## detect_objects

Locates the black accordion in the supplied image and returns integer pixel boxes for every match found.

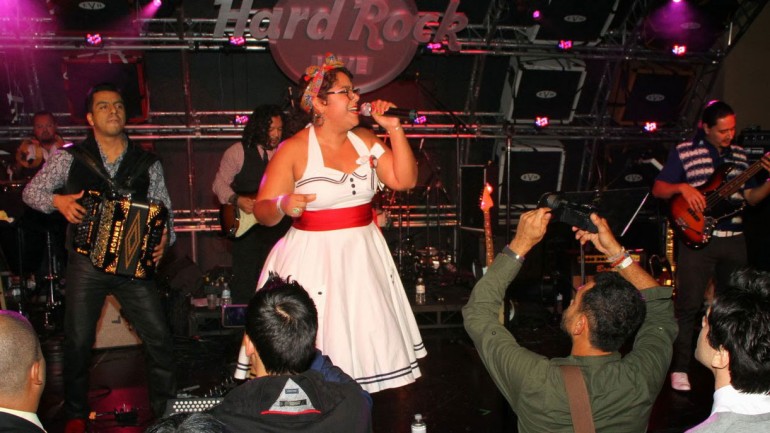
[74,190,168,279]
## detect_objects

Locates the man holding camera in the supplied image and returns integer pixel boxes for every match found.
[463,208,676,432]
[652,101,770,391]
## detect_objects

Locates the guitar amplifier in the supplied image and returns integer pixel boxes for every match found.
[74,191,167,279]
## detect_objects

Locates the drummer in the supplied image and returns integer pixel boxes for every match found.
[12,111,70,180]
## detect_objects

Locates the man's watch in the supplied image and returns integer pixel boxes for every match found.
[502,246,525,264]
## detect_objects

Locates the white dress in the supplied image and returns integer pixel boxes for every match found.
[258,126,426,393]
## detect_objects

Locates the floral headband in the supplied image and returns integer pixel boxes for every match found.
[300,52,346,113]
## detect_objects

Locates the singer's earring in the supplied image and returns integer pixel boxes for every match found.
[312,112,325,126]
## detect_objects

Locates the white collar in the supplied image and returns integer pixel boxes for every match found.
[712,384,770,415]
[0,407,46,431]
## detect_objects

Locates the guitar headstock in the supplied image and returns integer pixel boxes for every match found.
[480,183,494,212]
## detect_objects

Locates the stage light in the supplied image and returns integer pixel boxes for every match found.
[229,36,246,46]
[532,10,541,20]
[85,33,102,46]
[558,40,573,50]
[535,116,549,128]
[413,115,428,125]
[672,44,687,56]
[153,0,162,5]
[672,0,683,3]
[426,42,445,53]
[644,122,658,132]
[234,115,249,125]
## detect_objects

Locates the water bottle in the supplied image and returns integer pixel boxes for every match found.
[221,282,231,307]
[415,277,426,305]
[411,413,427,433]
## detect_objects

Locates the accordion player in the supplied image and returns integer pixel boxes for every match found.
[73,190,168,279]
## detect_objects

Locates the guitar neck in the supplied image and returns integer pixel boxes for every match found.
[715,158,765,201]
[484,210,494,267]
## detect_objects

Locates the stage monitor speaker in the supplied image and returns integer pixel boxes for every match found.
[94,295,142,349]
[501,57,586,124]
[526,0,619,46]
[497,141,565,209]
[63,53,149,124]
[459,165,498,230]
[611,63,694,125]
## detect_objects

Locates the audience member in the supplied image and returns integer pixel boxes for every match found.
[687,268,770,432]
[209,274,372,432]
[0,311,47,433]
[463,208,677,432]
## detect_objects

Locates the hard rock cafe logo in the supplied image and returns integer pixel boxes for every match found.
[214,0,468,93]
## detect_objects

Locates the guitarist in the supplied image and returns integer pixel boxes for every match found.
[652,100,770,392]
[212,105,291,303]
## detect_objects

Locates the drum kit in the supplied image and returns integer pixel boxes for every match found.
[0,149,64,331]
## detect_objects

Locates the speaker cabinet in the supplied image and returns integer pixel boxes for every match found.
[63,53,149,124]
[497,141,566,209]
[94,295,142,349]
[610,62,694,125]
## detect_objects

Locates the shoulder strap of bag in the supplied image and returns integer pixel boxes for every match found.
[559,365,596,433]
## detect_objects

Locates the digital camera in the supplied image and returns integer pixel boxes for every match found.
[537,193,599,233]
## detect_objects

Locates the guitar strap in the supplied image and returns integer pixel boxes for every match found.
[560,365,596,433]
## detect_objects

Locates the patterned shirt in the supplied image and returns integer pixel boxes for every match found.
[22,141,176,244]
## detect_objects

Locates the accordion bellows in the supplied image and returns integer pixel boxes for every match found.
[74,190,168,279]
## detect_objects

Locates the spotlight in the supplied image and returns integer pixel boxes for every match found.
[426,42,445,53]
[535,116,549,128]
[558,40,573,50]
[85,33,102,46]
[234,115,249,125]
[153,0,162,5]
[672,0,683,3]
[229,36,246,46]
[672,44,687,56]
[413,115,428,125]
[644,122,658,132]
[532,10,541,20]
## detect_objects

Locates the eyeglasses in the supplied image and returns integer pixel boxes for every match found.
[325,87,360,100]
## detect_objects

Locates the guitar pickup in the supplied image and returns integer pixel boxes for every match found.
[687,208,701,221]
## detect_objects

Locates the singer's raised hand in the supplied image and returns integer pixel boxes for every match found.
[364,99,402,131]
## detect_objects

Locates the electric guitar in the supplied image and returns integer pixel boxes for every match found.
[219,193,258,239]
[481,183,495,273]
[668,157,767,249]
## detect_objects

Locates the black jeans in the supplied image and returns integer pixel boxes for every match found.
[671,234,747,373]
[63,251,176,419]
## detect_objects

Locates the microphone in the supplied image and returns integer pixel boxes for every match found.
[359,102,427,123]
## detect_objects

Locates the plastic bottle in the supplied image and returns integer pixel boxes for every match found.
[411,413,427,433]
[221,282,231,306]
[415,277,426,305]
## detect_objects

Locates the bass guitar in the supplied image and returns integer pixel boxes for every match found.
[219,194,258,239]
[669,157,766,249]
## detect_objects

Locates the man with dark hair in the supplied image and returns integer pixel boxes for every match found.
[212,104,291,303]
[0,311,46,433]
[209,274,372,432]
[22,82,176,433]
[653,100,770,391]
[687,268,770,432]
[463,208,677,432]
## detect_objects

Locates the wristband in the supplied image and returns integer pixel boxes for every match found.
[614,255,634,271]
[502,246,525,264]
[606,248,626,264]
[276,195,285,216]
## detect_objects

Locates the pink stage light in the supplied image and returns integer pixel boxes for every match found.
[532,10,541,20]
[535,117,549,128]
[672,44,687,55]
[153,0,162,6]
[229,36,246,46]
[140,0,163,18]
[413,115,428,125]
[673,0,683,3]
[85,33,102,46]
[234,115,250,125]
[558,40,573,50]
[644,122,658,132]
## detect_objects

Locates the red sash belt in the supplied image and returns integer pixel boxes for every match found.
[293,203,373,231]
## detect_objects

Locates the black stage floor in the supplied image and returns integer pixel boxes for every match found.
[32,285,714,433]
